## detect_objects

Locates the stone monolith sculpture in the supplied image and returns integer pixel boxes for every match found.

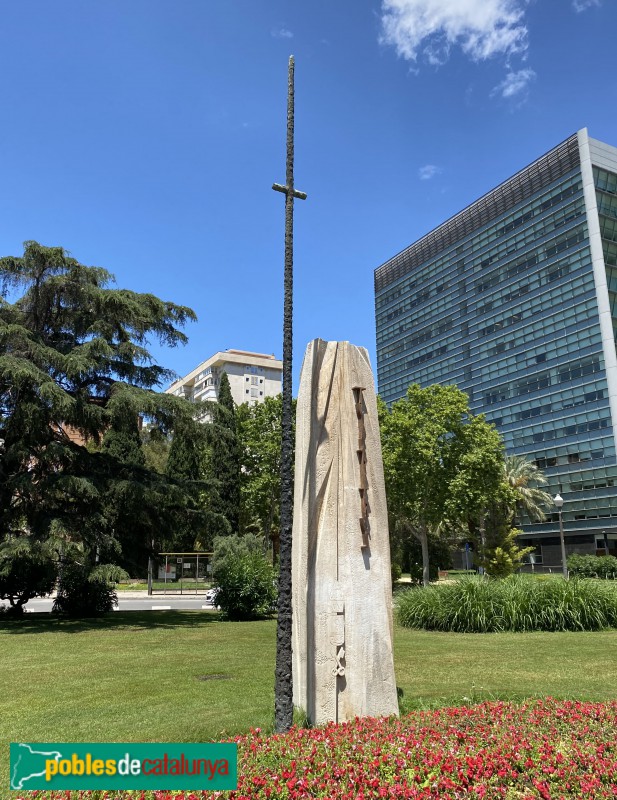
[292,339,399,725]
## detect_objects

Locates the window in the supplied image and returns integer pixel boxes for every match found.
[485,389,508,405]
[535,457,557,469]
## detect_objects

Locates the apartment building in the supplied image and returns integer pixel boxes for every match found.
[166,349,282,407]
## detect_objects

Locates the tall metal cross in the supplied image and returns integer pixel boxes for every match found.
[272,54,306,734]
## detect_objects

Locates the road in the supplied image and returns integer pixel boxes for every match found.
[22,592,219,613]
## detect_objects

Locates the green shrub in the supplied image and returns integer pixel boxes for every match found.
[211,534,265,581]
[409,559,440,585]
[403,536,451,585]
[215,551,277,621]
[0,538,57,616]
[391,562,402,584]
[568,554,617,579]
[396,574,617,632]
[52,563,127,617]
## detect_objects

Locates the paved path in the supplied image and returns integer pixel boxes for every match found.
[23,592,219,614]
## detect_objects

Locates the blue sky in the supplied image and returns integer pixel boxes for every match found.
[0,0,614,391]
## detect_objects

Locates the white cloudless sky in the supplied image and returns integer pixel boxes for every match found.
[0,0,613,390]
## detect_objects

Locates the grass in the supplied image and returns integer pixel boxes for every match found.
[115,580,214,592]
[398,574,617,632]
[1,611,617,797]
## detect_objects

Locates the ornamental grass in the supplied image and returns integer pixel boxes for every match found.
[31,699,617,799]
[397,574,617,633]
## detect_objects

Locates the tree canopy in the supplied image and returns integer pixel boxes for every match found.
[0,241,202,598]
[205,372,241,539]
[379,384,505,584]
[237,394,295,561]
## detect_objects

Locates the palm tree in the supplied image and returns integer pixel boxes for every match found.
[504,454,553,524]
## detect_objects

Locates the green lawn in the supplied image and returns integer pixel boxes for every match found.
[115,580,213,592]
[1,611,617,797]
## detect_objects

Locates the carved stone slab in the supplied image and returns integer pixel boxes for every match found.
[292,339,399,725]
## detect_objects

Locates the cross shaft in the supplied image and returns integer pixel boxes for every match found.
[273,54,306,734]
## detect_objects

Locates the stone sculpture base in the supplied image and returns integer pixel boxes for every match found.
[292,339,399,725]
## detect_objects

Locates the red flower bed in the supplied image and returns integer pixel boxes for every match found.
[32,699,617,799]
[221,699,617,799]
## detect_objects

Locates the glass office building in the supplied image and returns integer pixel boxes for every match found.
[375,130,617,565]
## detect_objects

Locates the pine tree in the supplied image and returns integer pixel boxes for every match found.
[207,372,240,536]
[0,241,199,581]
[102,405,146,467]
[165,416,225,551]
[166,417,202,485]
[100,403,151,574]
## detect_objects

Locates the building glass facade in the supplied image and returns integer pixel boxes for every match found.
[375,130,617,564]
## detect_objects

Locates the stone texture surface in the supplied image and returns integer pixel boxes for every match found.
[292,339,399,725]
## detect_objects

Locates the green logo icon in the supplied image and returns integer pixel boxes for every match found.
[10,743,237,790]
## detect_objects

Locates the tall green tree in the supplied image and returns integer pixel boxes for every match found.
[100,401,149,574]
[207,372,241,536]
[165,415,226,551]
[379,385,504,586]
[237,394,294,561]
[0,241,198,583]
[102,405,146,467]
[140,426,171,474]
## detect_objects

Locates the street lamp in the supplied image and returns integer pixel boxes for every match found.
[554,494,569,580]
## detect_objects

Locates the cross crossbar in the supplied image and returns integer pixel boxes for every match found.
[272,183,307,200]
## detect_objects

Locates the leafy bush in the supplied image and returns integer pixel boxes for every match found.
[211,533,265,581]
[408,558,439,585]
[53,563,127,617]
[391,562,402,584]
[0,538,57,616]
[397,574,617,632]
[568,553,617,579]
[215,550,277,621]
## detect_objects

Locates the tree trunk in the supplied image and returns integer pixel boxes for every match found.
[478,513,486,576]
[420,525,430,588]
[266,488,277,565]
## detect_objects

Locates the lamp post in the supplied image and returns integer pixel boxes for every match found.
[554,493,568,580]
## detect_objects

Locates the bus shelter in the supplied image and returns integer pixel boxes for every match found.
[148,552,213,595]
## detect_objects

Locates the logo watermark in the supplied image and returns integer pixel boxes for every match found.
[10,742,237,790]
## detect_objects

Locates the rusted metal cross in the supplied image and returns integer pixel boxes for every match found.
[273,55,307,734]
